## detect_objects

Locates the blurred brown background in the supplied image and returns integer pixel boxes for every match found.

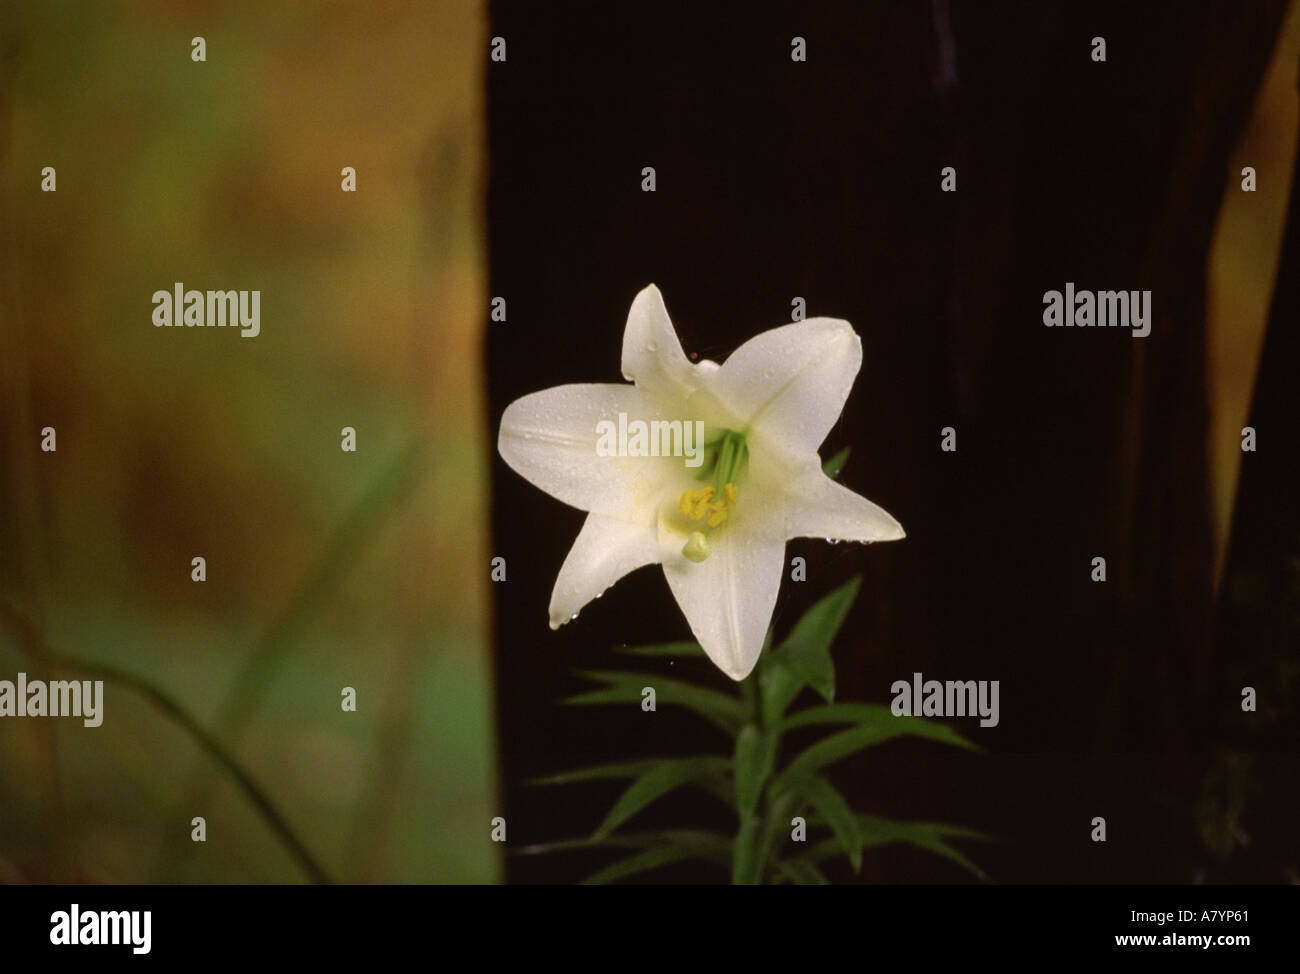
[1,0,498,883]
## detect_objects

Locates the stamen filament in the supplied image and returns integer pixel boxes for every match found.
[676,429,748,562]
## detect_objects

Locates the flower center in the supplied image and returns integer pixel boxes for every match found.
[676,429,748,562]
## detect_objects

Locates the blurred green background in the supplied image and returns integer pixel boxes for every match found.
[0,1,497,882]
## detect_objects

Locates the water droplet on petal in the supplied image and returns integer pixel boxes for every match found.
[646,342,658,353]
[570,612,579,621]
[826,538,840,545]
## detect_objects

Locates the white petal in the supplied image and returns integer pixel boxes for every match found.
[710,318,861,455]
[784,463,905,543]
[620,284,701,401]
[498,383,673,517]
[657,501,786,680]
[549,511,661,629]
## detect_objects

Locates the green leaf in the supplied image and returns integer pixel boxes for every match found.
[582,830,732,883]
[593,756,732,839]
[857,816,987,877]
[514,829,732,862]
[780,701,890,730]
[693,773,739,810]
[777,715,978,788]
[781,702,980,752]
[583,846,702,884]
[733,724,777,818]
[774,858,830,885]
[514,829,732,882]
[821,446,850,479]
[531,756,734,812]
[760,577,861,721]
[513,836,629,856]
[613,641,706,659]
[782,576,860,656]
[802,815,988,879]
[563,670,746,736]
[782,775,861,872]
[529,759,673,786]
[761,639,834,723]
[655,829,736,866]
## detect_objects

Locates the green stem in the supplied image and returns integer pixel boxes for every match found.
[731,813,763,885]
[740,665,760,726]
[731,659,781,884]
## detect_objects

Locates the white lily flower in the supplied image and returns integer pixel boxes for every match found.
[497,284,904,681]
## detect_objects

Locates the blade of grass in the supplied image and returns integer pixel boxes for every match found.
[0,601,330,884]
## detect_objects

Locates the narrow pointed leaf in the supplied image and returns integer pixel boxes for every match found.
[780,702,892,730]
[583,846,702,884]
[783,575,860,654]
[782,775,861,872]
[530,759,666,786]
[593,756,732,839]
[857,816,987,878]
[761,638,835,722]
[648,829,734,864]
[564,670,746,735]
[777,717,977,788]
[760,577,860,721]
[802,815,987,879]
[514,836,624,856]
[515,829,732,861]
[781,702,980,751]
[693,773,739,810]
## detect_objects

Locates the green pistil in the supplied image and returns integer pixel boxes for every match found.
[694,428,749,489]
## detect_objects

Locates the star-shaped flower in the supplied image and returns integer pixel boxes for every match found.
[497,285,904,680]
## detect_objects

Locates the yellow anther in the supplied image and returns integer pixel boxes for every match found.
[678,487,716,521]
[676,483,738,561]
[705,482,738,527]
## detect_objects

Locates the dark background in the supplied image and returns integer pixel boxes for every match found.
[487,0,1298,882]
